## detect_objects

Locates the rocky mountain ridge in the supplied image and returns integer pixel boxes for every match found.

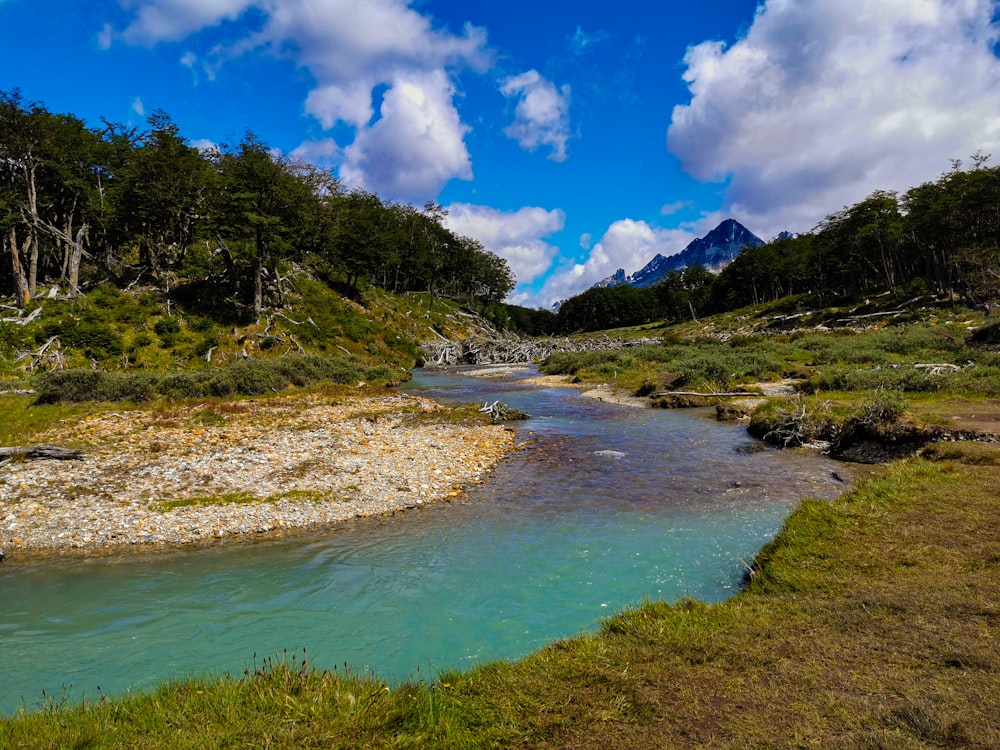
[596,218,764,290]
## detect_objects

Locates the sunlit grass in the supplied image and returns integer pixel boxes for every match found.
[4,448,998,747]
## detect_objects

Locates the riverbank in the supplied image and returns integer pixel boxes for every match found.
[3,441,996,746]
[0,391,515,561]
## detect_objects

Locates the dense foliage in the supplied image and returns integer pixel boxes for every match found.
[0,90,513,315]
[534,157,1000,334]
[3,89,998,341]
[713,159,1000,310]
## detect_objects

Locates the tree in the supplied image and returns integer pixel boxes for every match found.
[112,110,210,278]
[210,133,314,314]
[0,89,105,300]
[819,190,904,293]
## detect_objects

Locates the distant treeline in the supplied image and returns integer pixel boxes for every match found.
[0,89,513,317]
[493,156,1000,334]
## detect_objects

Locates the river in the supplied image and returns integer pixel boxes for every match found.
[0,367,857,714]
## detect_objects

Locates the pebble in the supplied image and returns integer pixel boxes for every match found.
[0,393,515,558]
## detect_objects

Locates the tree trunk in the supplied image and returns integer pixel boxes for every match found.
[67,225,87,298]
[8,227,30,308]
[27,227,38,298]
[214,236,238,293]
[253,257,264,316]
[0,445,84,461]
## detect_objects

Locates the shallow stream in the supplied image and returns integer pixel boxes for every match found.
[0,368,858,714]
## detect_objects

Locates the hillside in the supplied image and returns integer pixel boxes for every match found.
[0,272,501,402]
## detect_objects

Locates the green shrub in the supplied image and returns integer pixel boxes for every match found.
[32,355,397,404]
[34,370,158,404]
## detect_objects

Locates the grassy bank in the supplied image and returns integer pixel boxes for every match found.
[3,442,997,747]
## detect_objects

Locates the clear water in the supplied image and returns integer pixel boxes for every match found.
[0,368,856,714]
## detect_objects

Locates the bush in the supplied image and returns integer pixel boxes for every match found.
[34,370,158,404]
[32,355,399,404]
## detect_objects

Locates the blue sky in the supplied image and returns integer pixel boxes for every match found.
[2,0,999,308]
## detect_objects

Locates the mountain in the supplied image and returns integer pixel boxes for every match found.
[594,268,627,288]
[596,219,764,290]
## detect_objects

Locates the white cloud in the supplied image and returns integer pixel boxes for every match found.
[668,0,1000,239]
[179,50,197,68]
[190,138,217,153]
[569,26,608,55]
[131,96,145,116]
[500,70,572,162]
[443,203,565,287]
[97,22,114,50]
[339,70,473,201]
[528,219,699,309]
[660,200,692,216]
[290,138,340,168]
[106,0,492,202]
[117,0,254,46]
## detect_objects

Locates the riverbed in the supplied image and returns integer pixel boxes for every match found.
[0,368,860,714]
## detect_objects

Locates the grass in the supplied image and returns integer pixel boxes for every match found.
[150,489,333,511]
[542,312,1000,401]
[150,491,260,511]
[30,355,402,404]
[0,394,97,446]
[3,444,997,747]
[4,291,1000,746]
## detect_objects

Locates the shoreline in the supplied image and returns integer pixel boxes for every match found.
[1,392,516,563]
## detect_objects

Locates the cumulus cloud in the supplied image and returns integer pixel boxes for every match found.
[105,0,491,202]
[339,70,473,200]
[443,203,565,287]
[530,220,698,309]
[668,0,1000,238]
[500,70,572,161]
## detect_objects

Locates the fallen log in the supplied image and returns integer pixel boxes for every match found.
[914,363,962,373]
[652,390,761,398]
[0,445,84,462]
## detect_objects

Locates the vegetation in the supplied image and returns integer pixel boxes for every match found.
[31,355,397,404]
[3,447,997,747]
[540,301,1000,399]
[2,90,1000,746]
[0,90,513,337]
[514,155,1000,334]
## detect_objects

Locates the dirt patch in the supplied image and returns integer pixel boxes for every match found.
[913,398,1000,436]
[580,384,652,408]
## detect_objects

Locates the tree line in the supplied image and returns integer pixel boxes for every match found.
[496,157,1000,335]
[0,89,514,317]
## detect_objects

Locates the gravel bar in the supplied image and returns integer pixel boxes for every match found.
[0,392,516,560]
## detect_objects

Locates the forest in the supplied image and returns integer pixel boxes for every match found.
[2,88,999,340]
[0,89,514,320]
[510,155,1000,335]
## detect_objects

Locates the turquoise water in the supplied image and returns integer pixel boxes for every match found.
[0,369,855,714]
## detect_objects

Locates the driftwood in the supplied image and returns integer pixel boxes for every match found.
[15,335,64,371]
[763,403,811,448]
[0,445,84,462]
[0,306,42,325]
[478,401,530,422]
[421,334,664,367]
[652,390,760,398]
